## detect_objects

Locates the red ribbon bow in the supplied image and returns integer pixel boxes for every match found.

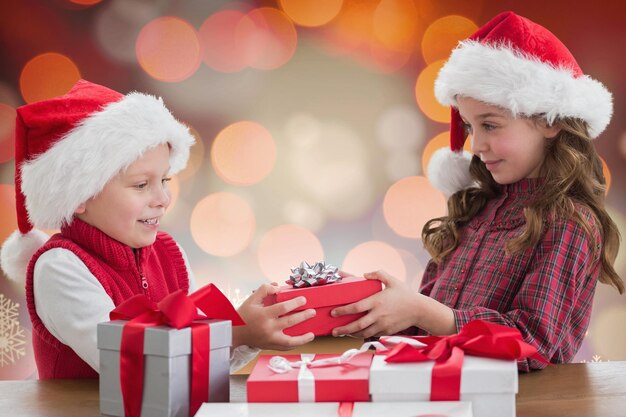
[383,320,547,401]
[109,284,244,417]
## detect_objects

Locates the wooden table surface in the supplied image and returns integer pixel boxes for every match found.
[1,362,624,416]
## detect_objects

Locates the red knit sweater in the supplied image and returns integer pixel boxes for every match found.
[25,219,189,379]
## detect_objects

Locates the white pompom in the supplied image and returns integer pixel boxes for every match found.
[0,229,50,283]
[427,148,474,197]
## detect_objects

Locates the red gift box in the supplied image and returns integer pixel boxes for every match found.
[247,353,373,402]
[263,276,383,336]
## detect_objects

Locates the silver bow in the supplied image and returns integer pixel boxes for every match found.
[287,261,341,288]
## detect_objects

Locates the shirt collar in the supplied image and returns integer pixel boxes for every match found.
[501,177,545,195]
[60,218,151,270]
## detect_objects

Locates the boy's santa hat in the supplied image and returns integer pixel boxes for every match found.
[0,79,195,283]
[428,11,613,196]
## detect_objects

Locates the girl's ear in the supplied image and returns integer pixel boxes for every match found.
[540,121,561,139]
[74,203,86,215]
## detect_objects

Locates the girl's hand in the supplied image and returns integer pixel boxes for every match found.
[232,283,316,350]
[330,270,456,338]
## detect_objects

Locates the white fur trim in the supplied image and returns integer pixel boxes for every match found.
[0,229,50,283]
[20,93,195,230]
[427,148,474,197]
[435,41,613,138]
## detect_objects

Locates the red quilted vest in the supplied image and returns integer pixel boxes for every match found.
[25,219,189,379]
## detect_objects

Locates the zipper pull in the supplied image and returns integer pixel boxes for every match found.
[140,273,149,290]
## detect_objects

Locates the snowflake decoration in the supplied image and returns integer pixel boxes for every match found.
[0,294,20,328]
[0,294,26,367]
[580,354,610,364]
[226,288,249,309]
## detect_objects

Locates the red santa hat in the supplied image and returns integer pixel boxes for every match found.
[0,79,195,282]
[428,11,613,196]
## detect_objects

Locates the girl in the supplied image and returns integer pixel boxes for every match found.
[330,11,623,371]
[0,79,315,378]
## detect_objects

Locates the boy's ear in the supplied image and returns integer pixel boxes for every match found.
[74,203,86,215]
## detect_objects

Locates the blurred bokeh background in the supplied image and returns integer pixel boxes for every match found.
[1,0,624,379]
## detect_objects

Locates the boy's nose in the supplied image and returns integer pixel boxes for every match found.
[152,185,171,208]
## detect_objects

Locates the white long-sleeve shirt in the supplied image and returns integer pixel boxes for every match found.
[33,247,258,373]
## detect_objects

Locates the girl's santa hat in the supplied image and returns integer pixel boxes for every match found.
[429,11,613,196]
[0,80,195,283]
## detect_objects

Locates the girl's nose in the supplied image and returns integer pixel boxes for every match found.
[469,133,485,155]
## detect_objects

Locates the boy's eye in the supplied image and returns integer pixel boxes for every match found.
[134,182,148,189]
[162,177,172,185]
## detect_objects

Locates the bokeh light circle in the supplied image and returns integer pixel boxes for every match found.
[136,16,201,82]
[372,0,419,51]
[211,121,276,186]
[257,224,324,281]
[0,184,18,243]
[342,240,406,281]
[282,200,326,232]
[19,53,81,103]
[385,152,420,181]
[377,105,426,151]
[279,0,343,27]
[237,8,298,70]
[421,15,477,64]
[0,104,16,163]
[199,10,248,73]
[422,131,472,175]
[383,176,447,239]
[415,59,449,123]
[177,126,204,181]
[289,121,372,219]
[190,192,255,257]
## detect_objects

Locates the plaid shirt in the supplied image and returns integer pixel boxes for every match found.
[419,178,601,372]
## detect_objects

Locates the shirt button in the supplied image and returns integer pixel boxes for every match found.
[461,268,466,273]
[454,285,459,291]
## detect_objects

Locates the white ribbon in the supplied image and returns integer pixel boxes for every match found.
[379,335,427,348]
[267,341,387,402]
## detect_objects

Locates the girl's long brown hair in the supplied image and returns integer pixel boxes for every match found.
[422,118,624,294]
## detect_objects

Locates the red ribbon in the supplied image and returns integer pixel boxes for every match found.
[383,320,546,401]
[109,284,244,417]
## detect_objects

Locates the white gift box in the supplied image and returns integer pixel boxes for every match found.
[369,354,518,417]
[194,401,473,417]
[98,319,231,417]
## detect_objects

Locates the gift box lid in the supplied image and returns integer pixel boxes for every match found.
[97,319,231,357]
[263,276,382,311]
[194,401,474,417]
[369,354,518,395]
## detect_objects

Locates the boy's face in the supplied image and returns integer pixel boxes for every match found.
[456,96,560,185]
[75,143,171,248]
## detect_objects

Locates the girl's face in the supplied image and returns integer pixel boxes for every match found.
[456,96,560,185]
[75,143,171,249]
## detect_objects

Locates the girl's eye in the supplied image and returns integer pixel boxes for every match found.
[482,123,496,131]
[462,122,473,135]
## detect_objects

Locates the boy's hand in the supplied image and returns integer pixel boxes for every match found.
[233,283,315,350]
